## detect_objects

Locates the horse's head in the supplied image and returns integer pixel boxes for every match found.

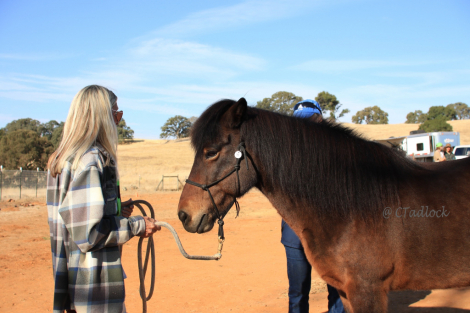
[178,98,257,233]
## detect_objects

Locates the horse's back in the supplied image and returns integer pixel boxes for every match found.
[390,156,470,290]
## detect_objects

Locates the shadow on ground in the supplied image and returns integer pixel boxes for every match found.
[388,290,470,313]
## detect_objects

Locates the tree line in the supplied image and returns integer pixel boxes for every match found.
[255,91,392,124]
[159,91,354,139]
[160,91,468,139]
[405,102,469,132]
[0,118,134,170]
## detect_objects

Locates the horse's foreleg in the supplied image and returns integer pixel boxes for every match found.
[340,282,388,313]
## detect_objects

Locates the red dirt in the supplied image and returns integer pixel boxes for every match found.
[0,191,469,312]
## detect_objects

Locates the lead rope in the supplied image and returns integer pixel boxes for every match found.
[131,142,248,313]
[130,200,224,313]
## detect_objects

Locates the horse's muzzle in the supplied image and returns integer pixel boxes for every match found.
[178,208,215,234]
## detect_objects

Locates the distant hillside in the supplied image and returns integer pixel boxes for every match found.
[342,119,470,145]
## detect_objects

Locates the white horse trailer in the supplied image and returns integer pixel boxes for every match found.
[375,131,460,162]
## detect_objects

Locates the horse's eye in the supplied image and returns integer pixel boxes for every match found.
[205,151,219,159]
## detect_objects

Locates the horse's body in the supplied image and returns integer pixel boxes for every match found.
[177,98,470,312]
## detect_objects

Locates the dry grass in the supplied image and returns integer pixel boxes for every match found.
[343,119,470,143]
[118,120,470,192]
[118,139,194,192]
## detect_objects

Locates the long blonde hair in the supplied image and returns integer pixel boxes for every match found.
[48,85,118,177]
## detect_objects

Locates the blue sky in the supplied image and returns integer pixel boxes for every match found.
[1,0,469,138]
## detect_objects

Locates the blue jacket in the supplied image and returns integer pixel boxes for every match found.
[281,219,303,249]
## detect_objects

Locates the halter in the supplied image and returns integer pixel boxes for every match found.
[185,142,249,240]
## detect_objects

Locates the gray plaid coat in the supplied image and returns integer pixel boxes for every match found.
[47,145,145,313]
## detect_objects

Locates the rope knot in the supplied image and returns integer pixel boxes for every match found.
[218,219,225,240]
[201,184,208,191]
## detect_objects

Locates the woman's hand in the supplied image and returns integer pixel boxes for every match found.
[141,217,161,238]
[121,199,134,218]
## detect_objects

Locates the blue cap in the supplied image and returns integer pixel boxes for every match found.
[293,99,322,119]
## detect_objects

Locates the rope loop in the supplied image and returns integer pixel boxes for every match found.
[130,200,224,313]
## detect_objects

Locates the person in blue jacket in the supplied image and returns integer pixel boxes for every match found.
[282,99,345,313]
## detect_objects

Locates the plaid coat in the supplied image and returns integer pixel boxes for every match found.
[47,145,145,313]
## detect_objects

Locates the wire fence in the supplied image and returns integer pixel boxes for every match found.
[0,168,48,200]
[0,168,189,200]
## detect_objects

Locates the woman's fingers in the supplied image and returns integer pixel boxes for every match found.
[121,198,134,217]
[121,207,133,217]
[141,217,160,237]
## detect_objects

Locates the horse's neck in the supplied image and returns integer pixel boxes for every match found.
[259,184,349,258]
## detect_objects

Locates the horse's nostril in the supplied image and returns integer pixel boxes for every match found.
[178,211,188,223]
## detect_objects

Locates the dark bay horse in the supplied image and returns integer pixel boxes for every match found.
[177,98,470,312]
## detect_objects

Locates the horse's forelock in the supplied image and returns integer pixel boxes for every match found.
[190,99,237,152]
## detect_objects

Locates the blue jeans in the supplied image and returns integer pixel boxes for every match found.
[327,284,345,313]
[284,246,345,313]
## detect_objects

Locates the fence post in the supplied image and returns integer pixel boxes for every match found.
[162,175,164,191]
[0,165,3,200]
[156,179,162,191]
[19,167,23,199]
[177,175,179,190]
[36,167,40,198]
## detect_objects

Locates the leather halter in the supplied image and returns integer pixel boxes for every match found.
[185,142,248,240]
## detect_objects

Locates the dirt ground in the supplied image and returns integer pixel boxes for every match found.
[1,191,469,313]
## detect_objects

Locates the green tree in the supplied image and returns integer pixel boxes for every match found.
[0,129,54,170]
[427,106,457,121]
[315,91,350,120]
[49,122,64,148]
[117,119,134,143]
[405,110,427,124]
[41,120,60,140]
[160,115,191,139]
[4,118,42,134]
[419,117,453,132]
[256,91,303,115]
[416,105,455,132]
[352,106,389,124]
[446,102,469,120]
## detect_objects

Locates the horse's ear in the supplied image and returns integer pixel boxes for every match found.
[223,98,247,128]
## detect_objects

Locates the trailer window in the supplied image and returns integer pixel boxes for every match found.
[417,143,424,151]
[455,148,467,156]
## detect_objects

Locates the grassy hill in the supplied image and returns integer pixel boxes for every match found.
[344,119,470,143]
[118,120,470,192]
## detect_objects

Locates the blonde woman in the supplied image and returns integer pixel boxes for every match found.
[47,85,159,313]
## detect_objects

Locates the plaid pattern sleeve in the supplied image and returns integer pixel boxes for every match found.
[47,147,145,313]
[59,164,144,252]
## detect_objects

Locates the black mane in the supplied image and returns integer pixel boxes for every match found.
[191,99,423,219]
